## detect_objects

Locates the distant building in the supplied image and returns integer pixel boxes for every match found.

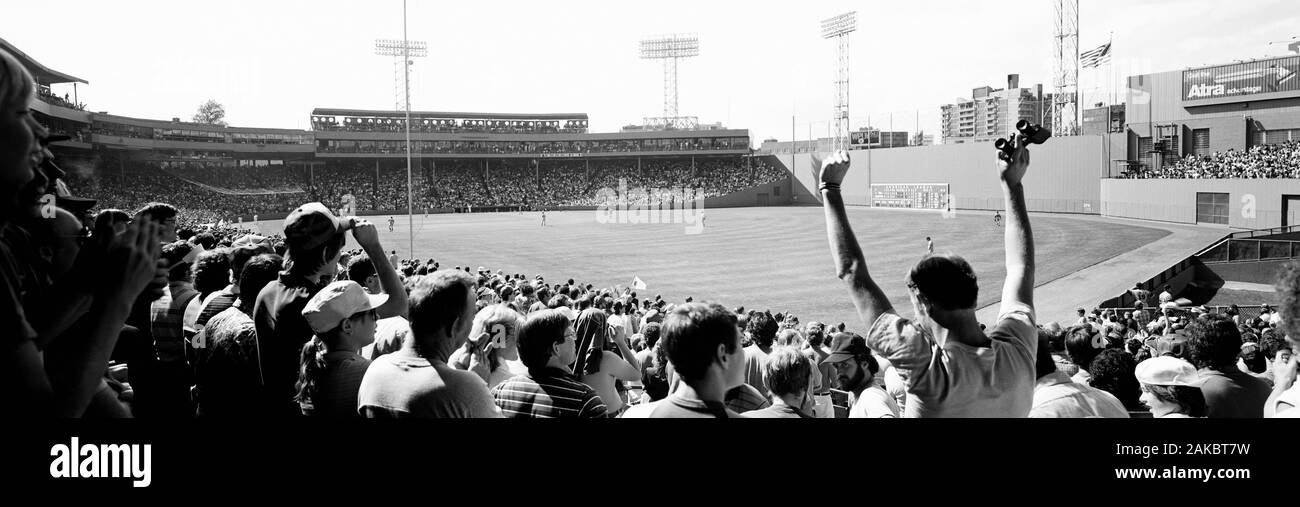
[941,74,1053,145]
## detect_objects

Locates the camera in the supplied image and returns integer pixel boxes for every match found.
[996,120,1052,159]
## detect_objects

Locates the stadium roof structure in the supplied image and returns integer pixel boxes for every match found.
[311,108,587,120]
[0,37,88,86]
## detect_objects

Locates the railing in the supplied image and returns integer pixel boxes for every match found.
[1097,305,1274,323]
[1226,224,1300,240]
[1197,237,1300,263]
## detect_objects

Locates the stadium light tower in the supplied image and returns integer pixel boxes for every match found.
[821,11,856,152]
[373,0,424,257]
[1053,0,1080,136]
[639,34,700,130]
[375,38,427,111]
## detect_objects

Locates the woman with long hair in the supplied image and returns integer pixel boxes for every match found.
[1135,356,1207,418]
[573,307,640,415]
[295,281,385,417]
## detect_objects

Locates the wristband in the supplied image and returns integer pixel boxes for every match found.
[819,183,841,192]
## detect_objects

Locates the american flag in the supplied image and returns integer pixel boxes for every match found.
[1081,41,1112,68]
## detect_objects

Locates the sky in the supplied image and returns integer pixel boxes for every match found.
[2,0,1296,144]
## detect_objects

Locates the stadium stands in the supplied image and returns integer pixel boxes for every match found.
[64,156,788,222]
[1127,141,1300,179]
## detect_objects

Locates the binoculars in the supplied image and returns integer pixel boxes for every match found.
[996,120,1052,158]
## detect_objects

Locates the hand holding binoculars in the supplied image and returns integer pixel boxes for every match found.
[995,120,1051,159]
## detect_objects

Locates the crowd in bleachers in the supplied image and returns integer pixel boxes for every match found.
[64,156,788,222]
[160,162,304,192]
[1129,140,1300,179]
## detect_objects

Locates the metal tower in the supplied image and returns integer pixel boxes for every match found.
[375,38,427,111]
[639,34,700,130]
[1053,0,1079,136]
[822,12,856,152]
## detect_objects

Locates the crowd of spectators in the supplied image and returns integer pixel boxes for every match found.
[160,162,304,192]
[312,117,586,135]
[37,87,85,110]
[61,167,301,228]
[63,156,788,222]
[5,41,1299,421]
[317,136,747,156]
[1127,140,1300,179]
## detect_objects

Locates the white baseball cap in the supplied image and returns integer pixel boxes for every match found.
[1135,356,1203,387]
[301,281,388,334]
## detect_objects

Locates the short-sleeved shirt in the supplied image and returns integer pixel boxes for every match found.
[362,316,410,360]
[1198,367,1271,418]
[1030,371,1129,418]
[356,349,503,418]
[866,305,1038,418]
[848,385,901,418]
[1130,289,1150,306]
[253,273,327,415]
[746,402,814,419]
[492,367,609,418]
[621,394,743,418]
[302,351,370,418]
[1272,385,1300,418]
[1132,310,1151,331]
[742,345,772,399]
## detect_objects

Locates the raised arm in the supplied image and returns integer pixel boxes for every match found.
[818,151,895,326]
[350,219,408,319]
[997,136,1035,315]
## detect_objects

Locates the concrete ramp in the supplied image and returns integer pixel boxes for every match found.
[976,216,1227,327]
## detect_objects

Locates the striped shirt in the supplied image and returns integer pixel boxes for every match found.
[492,367,609,418]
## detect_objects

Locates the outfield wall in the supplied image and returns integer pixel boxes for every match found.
[1101,179,1300,229]
[776,135,1106,213]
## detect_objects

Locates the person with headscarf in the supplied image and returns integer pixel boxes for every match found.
[573,308,640,416]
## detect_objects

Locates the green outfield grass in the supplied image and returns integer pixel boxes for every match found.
[251,206,1171,329]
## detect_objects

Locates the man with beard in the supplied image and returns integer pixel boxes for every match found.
[822,332,899,418]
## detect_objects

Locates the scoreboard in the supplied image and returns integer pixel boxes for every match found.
[870,183,949,210]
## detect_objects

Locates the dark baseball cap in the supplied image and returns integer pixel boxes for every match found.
[284,202,353,250]
[822,332,869,364]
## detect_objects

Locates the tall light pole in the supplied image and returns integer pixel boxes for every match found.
[374,4,426,258]
[1053,0,1080,136]
[639,34,700,130]
[822,11,856,152]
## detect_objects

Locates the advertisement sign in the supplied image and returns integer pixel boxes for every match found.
[1182,56,1299,102]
